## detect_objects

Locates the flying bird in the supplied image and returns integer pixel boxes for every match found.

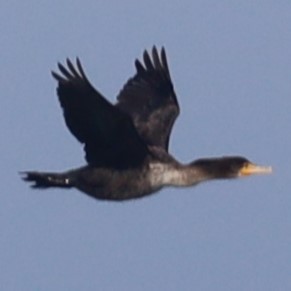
[22,47,272,201]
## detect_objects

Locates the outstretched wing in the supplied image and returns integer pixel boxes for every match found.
[52,59,148,169]
[116,46,179,151]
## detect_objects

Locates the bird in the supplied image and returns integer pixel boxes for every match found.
[22,46,272,201]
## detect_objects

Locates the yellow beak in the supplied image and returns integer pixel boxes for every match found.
[239,162,272,176]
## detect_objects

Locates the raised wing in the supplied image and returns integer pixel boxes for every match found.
[116,46,179,151]
[52,59,148,169]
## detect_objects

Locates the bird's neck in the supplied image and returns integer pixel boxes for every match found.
[148,162,212,188]
[176,163,217,186]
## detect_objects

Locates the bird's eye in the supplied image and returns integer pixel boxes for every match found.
[243,162,249,168]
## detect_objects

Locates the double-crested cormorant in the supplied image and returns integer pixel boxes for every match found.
[22,47,272,201]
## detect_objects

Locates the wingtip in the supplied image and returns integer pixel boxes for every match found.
[161,46,166,56]
[66,58,73,68]
[76,57,82,68]
[75,57,87,79]
[51,70,61,81]
[135,59,145,72]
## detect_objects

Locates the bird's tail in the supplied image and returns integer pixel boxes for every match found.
[21,171,73,189]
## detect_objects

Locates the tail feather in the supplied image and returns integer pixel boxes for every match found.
[21,171,73,189]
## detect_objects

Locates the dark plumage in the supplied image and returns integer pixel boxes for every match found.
[22,47,272,201]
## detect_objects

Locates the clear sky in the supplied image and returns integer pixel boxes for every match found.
[1,1,290,290]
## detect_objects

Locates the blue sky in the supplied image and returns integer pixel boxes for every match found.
[1,1,291,290]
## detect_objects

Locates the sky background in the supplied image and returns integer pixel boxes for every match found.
[1,1,291,290]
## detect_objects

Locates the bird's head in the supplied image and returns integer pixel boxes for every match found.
[190,156,272,180]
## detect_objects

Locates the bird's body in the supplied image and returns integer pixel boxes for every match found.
[22,47,271,201]
[25,147,201,201]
